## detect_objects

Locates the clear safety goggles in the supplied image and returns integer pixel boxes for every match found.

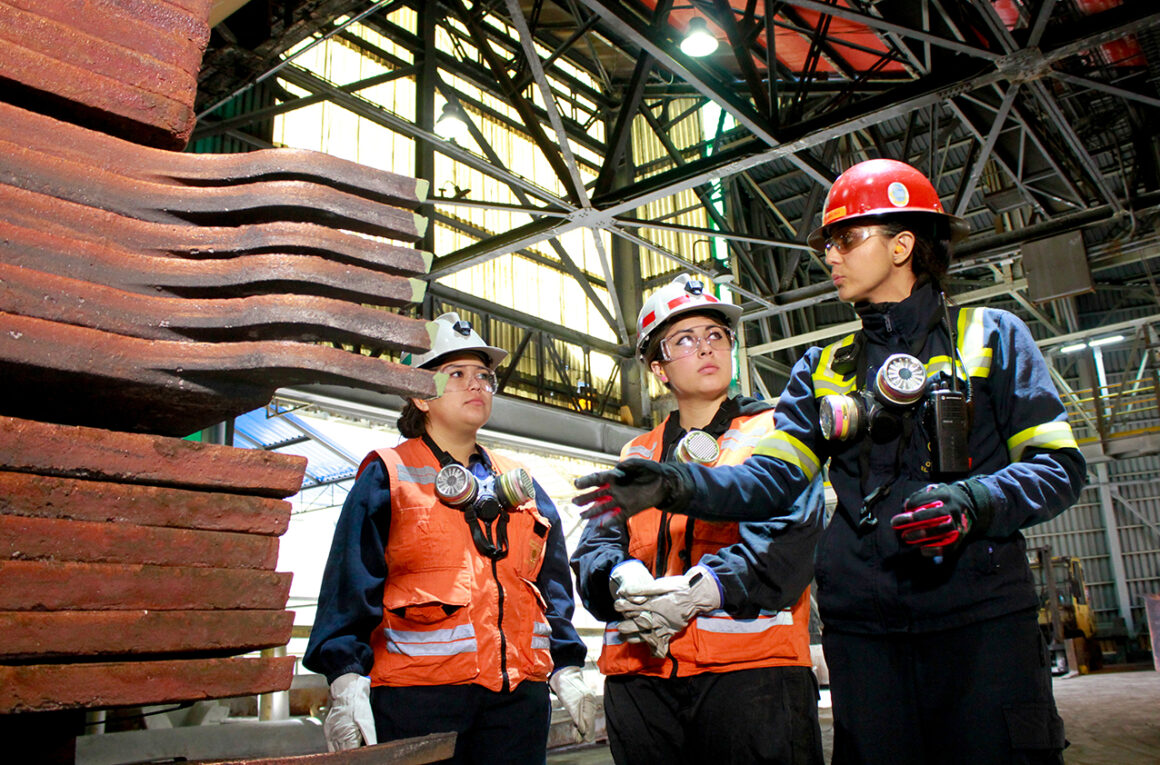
[660,324,736,361]
[822,225,887,255]
[438,363,498,394]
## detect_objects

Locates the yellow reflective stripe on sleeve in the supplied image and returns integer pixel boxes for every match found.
[813,334,858,398]
[752,430,821,480]
[956,307,993,378]
[1007,421,1079,462]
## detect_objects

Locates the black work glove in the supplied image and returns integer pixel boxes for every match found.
[573,458,693,523]
[891,480,994,562]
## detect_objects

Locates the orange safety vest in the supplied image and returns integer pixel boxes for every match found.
[360,438,553,691]
[598,408,812,678]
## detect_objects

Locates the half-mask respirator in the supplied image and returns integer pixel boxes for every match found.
[820,353,927,443]
[435,464,534,521]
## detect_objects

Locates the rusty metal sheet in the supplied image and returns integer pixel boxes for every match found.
[1,184,433,275]
[0,560,292,611]
[0,219,425,307]
[0,515,280,569]
[0,471,291,535]
[5,0,208,74]
[0,261,434,352]
[0,609,294,661]
[0,0,209,148]
[0,139,428,239]
[0,655,295,714]
[0,37,195,150]
[0,416,307,497]
[0,314,440,436]
[0,101,430,210]
[0,3,200,107]
[195,733,459,765]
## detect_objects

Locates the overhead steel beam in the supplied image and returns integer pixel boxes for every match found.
[787,0,1001,61]
[448,0,583,206]
[276,64,571,208]
[502,0,591,207]
[575,0,830,186]
[428,282,626,358]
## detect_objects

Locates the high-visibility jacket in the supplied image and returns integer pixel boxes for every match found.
[596,405,815,678]
[680,282,1087,634]
[362,439,553,691]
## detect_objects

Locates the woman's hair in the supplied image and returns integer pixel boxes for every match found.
[397,399,427,438]
[878,214,953,292]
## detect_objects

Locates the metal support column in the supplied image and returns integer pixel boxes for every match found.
[1094,461,1135,634]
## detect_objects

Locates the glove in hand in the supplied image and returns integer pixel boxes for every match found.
[614,565,722,633]
[324,673,377,752]
[891,480,994,561]
[616,610,682,658]
[573,458,693,523]
[549,665,597,739]
[608,559,655,602]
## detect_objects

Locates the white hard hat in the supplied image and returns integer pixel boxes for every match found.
[406,312,508,370]
[636,274,742,362]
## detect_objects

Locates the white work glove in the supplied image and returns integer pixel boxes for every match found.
[323,673,377,752]
[549,665,597,739]
[608,559,657,601]
[616,609,682,658]
[615,565,722,637]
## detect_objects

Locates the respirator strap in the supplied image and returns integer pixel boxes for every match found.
[422,434,510,560]
[852,306,943,533]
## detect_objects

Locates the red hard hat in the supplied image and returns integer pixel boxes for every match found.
[807,159,969,250]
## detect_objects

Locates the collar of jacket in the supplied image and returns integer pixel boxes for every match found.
[659,394,773,460]
[854,279,941,344]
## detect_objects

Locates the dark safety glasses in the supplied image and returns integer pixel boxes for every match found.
[822,226,887,255]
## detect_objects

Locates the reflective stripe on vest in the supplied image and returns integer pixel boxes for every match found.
[694,608,795,633]
[532,620,551,650]
[624,444,655,460]
[386,624,478,656]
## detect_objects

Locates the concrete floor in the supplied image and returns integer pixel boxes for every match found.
[548,668,1160,765]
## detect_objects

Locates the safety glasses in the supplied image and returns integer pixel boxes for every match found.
[660,324,735,361]
[823,226,887,255]
[438,363,498,394]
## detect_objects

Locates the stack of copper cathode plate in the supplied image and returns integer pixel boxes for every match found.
[0,0,439,741]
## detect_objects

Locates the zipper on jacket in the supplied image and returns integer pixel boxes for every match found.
[493,557,509,692]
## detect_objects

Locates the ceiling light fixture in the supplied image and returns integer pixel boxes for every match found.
[435,103,469,142]
[681,17,718,57]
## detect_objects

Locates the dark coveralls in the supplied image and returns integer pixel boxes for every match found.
[304,448,586,764]
[572,396,826,765]
[671,283,1086,764]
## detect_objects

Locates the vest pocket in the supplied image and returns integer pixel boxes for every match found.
[685,609,803,666]
[374,570,480,686]
[513,577,554,682]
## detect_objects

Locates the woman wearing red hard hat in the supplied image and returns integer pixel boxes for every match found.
[575,159,1085,764]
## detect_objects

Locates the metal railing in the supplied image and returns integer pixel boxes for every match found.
[1061,371,1160,447]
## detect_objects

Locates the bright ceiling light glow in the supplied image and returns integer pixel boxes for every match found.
[681,17,718,57]
[1060,343,1088,354]
[1088,334,1125,348]
[435,103,469,142]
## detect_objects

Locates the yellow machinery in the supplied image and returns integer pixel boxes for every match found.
[1029,546,1096,674]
